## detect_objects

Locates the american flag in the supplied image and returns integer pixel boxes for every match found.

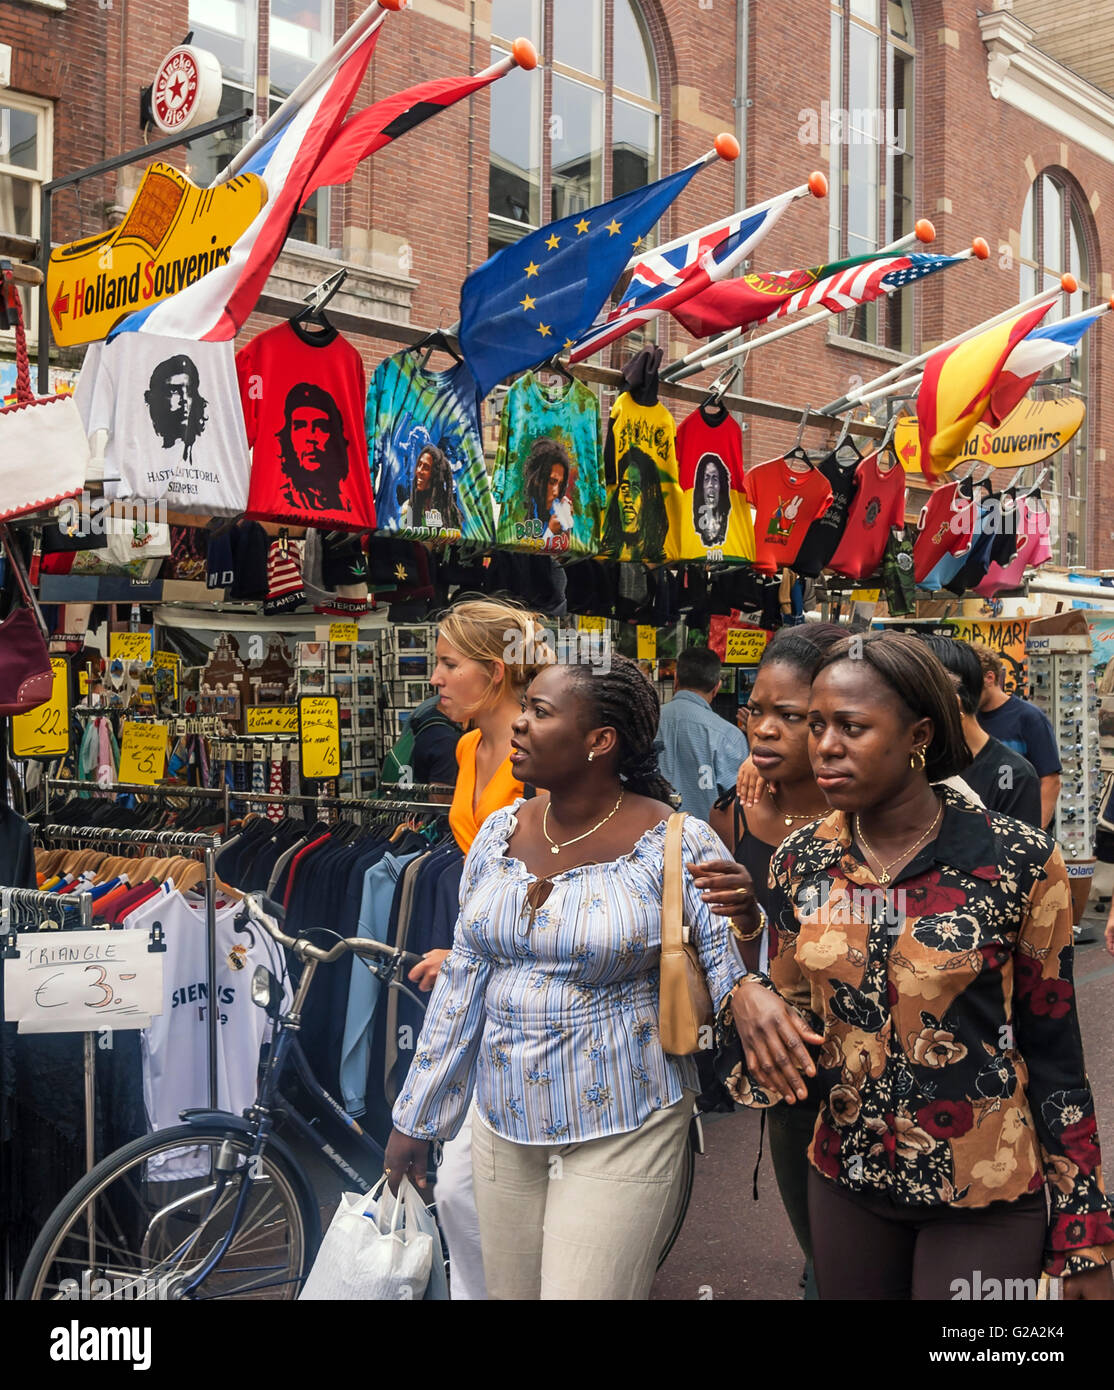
[566,190,800,363]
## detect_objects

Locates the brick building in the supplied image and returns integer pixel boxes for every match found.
[1,0,1112,564]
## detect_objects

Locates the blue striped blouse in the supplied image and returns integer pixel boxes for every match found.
[392,801,746,1146]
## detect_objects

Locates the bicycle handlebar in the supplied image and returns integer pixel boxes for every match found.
[238,892,423,970]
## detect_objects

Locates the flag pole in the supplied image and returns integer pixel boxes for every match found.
[821,273,1078,414]
[663,235,987,384]
[662,219,938,380]
[216,0,407,185]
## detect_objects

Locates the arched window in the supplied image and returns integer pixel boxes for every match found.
[488,1,661,257]
[1018,172,1092,565]
[828,0,915,351]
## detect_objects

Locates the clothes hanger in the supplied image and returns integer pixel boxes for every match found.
[700,364,740,415]
[784,405,815,471]
[410,310,464,370]
[875,412,903,473]
[830,408,866,466]
[1016,465,1049,500]
[537,354,576,388]
[292,268,347,336]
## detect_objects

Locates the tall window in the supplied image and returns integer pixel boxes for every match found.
[0,93,52,345]
[828,0,915,351]
[186,0,331,247]
[1019,172,1092,566]
[489,0,660,256]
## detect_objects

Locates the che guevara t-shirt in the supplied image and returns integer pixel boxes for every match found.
[674,401,755,564]
[237,320,376,532]
[743,456,833,574]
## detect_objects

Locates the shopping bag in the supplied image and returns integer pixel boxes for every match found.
[299,1176,433,1301]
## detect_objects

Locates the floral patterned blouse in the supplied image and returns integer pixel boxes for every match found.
[715,785,1114,1277]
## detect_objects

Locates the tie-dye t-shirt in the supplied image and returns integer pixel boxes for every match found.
[491,372,605,556]
[366,351,495,545]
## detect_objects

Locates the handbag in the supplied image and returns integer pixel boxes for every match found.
[0,270,89,521]
[658,811,714,1056]
[0,526,53,716]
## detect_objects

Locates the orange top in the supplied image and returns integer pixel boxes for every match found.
[449,727,525,855]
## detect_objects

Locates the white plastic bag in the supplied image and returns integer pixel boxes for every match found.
[299,1176,433,1301]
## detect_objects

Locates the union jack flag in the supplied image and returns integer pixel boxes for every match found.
[567,190,800,363]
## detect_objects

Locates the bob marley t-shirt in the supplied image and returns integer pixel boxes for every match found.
[237,320,376,532]
[744,456,833,574]
[675,401,755,563]
[492,372,604,556]
[600,393,680,565]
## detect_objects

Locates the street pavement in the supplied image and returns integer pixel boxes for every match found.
[651,916,1114,1301]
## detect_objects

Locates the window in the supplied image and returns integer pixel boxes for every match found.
[1018,172,1092,566]
[186,0,331,247]
[488,0,659,256]
[828,0,915,352]
[0,93,52,344]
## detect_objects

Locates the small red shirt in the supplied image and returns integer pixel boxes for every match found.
[913,482,977,584]
[827,452,907,581]
[744,457,833,573]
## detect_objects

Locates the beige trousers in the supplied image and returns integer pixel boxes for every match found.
[470,1092,694,1301]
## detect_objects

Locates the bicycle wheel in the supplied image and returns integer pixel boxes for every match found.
[17,1125,313,1301]
[656,1130,695,1268]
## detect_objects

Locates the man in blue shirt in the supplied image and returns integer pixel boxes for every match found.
[973,643,1061,829]
[654,647,748,821]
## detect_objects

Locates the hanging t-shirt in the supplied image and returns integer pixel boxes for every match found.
[75,333,250,515]
[827,453,907,581]
[674,401,755,564]
[791,447,863,578]
[491,371,604,556]
[237,320,376,531]
[913,481,977,585]
[600,393,680,564]
[365,350,494,546]
[743,456,833,574]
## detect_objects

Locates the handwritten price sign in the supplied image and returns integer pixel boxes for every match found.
[109,632,153,662]
[119,722,168,785]
[299,696,341,779]
[636,626,657,661]
[11,657,70,759]
[329,622,360,643]
[723,628,768,666]
[4,931,164,1033]
[246,706,299,735]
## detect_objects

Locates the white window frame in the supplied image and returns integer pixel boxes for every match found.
[0,91,53,349]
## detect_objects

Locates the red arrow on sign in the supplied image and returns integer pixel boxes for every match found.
[901,441,917,463]
[50,285,70,334]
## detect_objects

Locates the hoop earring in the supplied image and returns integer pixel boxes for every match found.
[910,747,926,770]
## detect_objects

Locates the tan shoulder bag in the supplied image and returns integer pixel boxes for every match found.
[658,812,714,1056]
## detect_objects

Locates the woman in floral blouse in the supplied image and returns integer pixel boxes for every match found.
[724,631,1114,1299]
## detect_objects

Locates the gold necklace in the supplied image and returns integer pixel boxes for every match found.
[855,806,943,885]
[767,789,819,827]
[542,791,624,857]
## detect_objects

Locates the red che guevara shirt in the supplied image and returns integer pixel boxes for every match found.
[744,456,833,573]
[237,320,376,531]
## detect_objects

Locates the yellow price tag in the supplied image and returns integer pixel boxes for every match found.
[153,650,180,700]
[299,696,341,779]
[850,589,881,603]
[110,632,152,662]
[246,706,299,735]
[724,628,768,665]
[636,625,657,660]
[12,658,70,758]
[329,622,360,643]
[118,722,168,785]
[577,615,606,633]
[79,671,90,696]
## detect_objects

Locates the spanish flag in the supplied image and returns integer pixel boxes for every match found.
[916,303,1053,479]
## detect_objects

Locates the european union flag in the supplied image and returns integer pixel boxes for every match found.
[458,163,703,395]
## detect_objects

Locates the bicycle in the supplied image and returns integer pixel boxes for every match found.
[18,893,696,1300]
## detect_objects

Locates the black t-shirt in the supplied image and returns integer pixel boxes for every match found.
[412,722,462,786]
[962,735,1043,828]
[977,695,1061,778]
[791,447,862,578]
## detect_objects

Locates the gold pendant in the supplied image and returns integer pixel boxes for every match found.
[879,870,890,884]
[784,816,793,826]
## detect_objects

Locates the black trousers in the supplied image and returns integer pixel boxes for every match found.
[808,1170,1047,1301]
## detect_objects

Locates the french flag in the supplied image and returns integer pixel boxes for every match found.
[986,305,1106,426]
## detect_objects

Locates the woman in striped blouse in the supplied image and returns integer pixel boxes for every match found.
[384,654,757,1299]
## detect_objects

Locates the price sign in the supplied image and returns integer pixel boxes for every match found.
[850,589,880,603]
[724,628,768,665]
[246,706,299,735]
[79,671,89,696]
[153,650,180,700]
[299,696,341,779]
[329,622,360,643]
[118,722,168,785]
[636,625,657,661]
[11,658,70,759]
[577,615,606,632]
[4,930,163,1033]
[110,632,153,662]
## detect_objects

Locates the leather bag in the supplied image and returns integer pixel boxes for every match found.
[658,811,713,1055]
[0,526,53,716]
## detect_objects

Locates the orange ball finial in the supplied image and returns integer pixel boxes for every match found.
[971,237,990,260]
[808,170,828,198]
[714,132,740,162]
[914,219,936,244]
[1061,273,1078,294]
[512,37,538,69]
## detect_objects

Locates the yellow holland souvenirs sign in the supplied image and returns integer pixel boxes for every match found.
[896,397,1085,476]
[47,161,266,346]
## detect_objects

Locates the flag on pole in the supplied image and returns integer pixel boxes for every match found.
[672,249,965,339]
[458,162,706,396]
[917,303,1053,479]
[566,191,798,363]
[986,305,1105,426]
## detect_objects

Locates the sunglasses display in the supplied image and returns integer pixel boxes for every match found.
[1026,643,1097,864]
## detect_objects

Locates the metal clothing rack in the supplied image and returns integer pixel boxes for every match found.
[44,777,230,832]
[33,823,222,1109]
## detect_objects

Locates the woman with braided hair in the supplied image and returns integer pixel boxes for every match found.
[385,654,763,1299]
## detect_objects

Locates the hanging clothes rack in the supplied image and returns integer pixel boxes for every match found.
[44,777,230,831]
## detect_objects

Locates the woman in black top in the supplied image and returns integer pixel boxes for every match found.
[711,624,842,1297]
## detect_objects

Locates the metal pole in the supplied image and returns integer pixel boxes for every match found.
[36,189,52,395]
[204,845,218,1109]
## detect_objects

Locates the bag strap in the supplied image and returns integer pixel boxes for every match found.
[0,524,49,639]
[0,268,34,406]
[662,811,685,953]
